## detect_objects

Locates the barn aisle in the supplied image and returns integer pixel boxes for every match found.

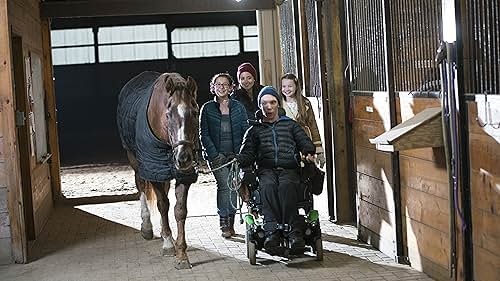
[0,166,433,281]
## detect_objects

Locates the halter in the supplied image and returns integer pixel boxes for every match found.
[171,140,197,150]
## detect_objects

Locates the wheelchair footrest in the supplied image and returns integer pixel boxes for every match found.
[264,246,289,257]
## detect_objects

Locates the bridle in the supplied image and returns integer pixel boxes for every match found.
[165,89,199,169]
[171,140,197,150]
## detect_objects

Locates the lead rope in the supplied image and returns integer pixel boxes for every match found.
[199,159,245,224]
[226,161,244,224]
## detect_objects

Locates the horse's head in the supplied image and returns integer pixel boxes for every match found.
[159,74,199,171]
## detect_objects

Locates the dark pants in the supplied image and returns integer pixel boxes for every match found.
[258,168,304,238]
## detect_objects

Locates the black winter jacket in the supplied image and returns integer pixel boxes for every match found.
[231,84,263,119]
[238,115,315,170]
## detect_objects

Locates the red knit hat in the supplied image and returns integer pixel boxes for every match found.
[237,62,257,80]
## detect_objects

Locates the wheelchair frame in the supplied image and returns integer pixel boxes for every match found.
[243,179,324,264]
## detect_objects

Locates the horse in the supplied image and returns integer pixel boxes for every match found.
[116,71,199,269]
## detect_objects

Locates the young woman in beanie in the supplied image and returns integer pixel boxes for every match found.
[199,73,249,238]
[231,62,263,119]
[280,73,326,168]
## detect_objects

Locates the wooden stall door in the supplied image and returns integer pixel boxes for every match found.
[11,35,35,241]
[11,35,53,245]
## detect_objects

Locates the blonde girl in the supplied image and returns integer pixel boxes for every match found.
[280,73,325,167]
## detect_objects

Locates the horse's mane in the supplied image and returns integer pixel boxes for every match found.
[153,73,189,96]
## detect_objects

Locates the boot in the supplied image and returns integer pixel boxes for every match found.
[228,214,236,236]
[288,231,305,255]
[264,232,281,255]
[220,216,235,238]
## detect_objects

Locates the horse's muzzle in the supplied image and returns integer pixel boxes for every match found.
[174,147,195,171]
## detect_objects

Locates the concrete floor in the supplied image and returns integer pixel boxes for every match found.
[0,170,434,281]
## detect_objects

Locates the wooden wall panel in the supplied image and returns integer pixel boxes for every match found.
[406,217,450,270]
[353,95,391,124]
[1,0,27,263]
[472,209,500,254]
[474,246,500,281]
[353,119,385,148]
[354,95,396,258]
[468,101,500,281]
[399,147,446,163]
[469,135,500,176]
[397,96,441,123]
[358,199,395,256]
[471,170,500,216]
[31,165,51,212]
[400,156,449,199]
[402,186,449,233]
[358,172,395,213]
[355,146,393,183]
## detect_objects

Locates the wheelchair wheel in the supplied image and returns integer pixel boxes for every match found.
[315,238,323,261]
[246,223,257,265]
[247,241,257,265]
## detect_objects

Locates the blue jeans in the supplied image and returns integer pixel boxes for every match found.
[212,166,237,217]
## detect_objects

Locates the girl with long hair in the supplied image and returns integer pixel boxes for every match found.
[280,73,325,167]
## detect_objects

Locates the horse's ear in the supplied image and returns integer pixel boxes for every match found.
[164,75,176,92]
[186,76,197,99]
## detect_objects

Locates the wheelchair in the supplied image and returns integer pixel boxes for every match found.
[242,166,324,265]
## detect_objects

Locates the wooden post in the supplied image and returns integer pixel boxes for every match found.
[382,0,407,264]
[40,18,62,200]
[0,0,27,263]
[319,0,355,222]
[257,8,282,86]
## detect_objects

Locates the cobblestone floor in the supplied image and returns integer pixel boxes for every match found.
[0,165,434,281]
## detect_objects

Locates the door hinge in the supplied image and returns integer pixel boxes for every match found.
[15,111,26,127]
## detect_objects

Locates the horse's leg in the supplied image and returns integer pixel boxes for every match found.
[126,151,154,240]
[150,181,175,256]
[174,183,191,269]
[138,177,154,240]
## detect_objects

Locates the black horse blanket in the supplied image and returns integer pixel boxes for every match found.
[117,71,176,182]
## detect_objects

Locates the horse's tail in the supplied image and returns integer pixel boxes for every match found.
[144,181,158,215]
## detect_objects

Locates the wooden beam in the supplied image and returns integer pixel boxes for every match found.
[41,0,276,18]
[41,19,62,201]
[320,0,355,222]
[0,0,27,263]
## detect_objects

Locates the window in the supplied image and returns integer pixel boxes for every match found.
[171,26,239,59]
[98,24,168,62]
[243,25,259,52]
[51,28,95,65]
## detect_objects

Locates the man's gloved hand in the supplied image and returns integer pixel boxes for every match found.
[316,153,326,168]
[210,154,227,169]
[241,171,257,187]
[302,153,316,163]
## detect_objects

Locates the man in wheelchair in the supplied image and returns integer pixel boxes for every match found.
[236,86,316,255]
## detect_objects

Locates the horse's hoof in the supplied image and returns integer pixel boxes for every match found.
[141,229,154,240]
[160,247,176,257]
[175,259,192,270]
